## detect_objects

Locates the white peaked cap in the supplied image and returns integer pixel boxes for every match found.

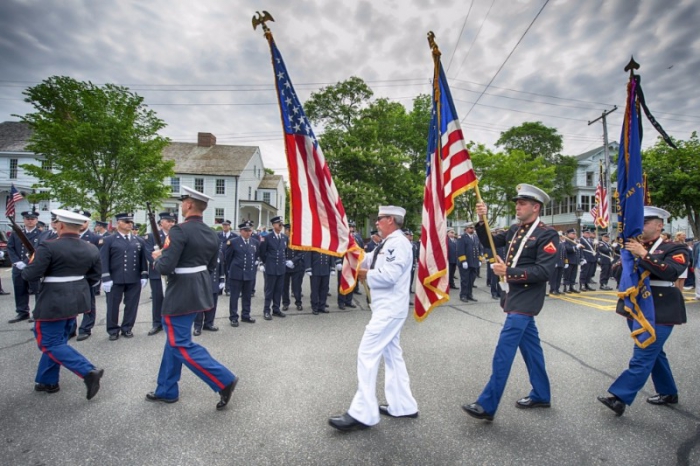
[180,185,213,203]
[52,209,90,225]
[512,183,550,205]
[643,206,670,221]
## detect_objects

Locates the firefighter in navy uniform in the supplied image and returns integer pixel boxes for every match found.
[100,213,148,340]
[282,223,305,311]
[447,228,459,289]
[21,209,104,400]
[562,229,583,293]
[144,212,177,336]
[549,233,567,295]
[258,216,288,320]
[598,206,689,416]
[194,248,224,336]
[457,222,480,302]
[579,229,597,291]
[218,220,237,295]
[306,251,333,315]
[74,209,102,341]
[146,186,237,409]
[596,232,614,290]
[7,210,42,323]
[463,184,559,421]
[226,221,259,327]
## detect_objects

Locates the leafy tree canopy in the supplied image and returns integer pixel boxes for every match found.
[496,121,563,163]
[16,76,174,221]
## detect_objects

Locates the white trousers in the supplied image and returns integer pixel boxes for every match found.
[347,313,418,426]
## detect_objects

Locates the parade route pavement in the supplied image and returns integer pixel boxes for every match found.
[1,266,699,466]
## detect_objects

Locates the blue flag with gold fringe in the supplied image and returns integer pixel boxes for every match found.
[616,75,656,348]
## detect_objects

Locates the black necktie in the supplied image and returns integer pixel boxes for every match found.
[370,241,385,269]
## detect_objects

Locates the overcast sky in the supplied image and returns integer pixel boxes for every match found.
[1,0,698,179]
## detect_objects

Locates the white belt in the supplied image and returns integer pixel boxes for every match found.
[649,280,674,287]
[174,265,207,274]
[43,275,85,283]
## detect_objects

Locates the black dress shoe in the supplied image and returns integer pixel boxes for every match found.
[467,296,478,302]
[647,394,678,405]
[0,290,10,295]
[460,297,469,302]
[492,295,499,300]
[328,412,370,431]
[347,303,357,308]
[296,305,303,311]
[108,333,119,341]
[8,313,29,324]
[272,310,286,318]
[147,326,163,336]
[515,397,551,409]
[597,395,625,416]
[193,328,202,336]
[76,333,91,342]
[338,304,346,310]
[450,285,459,289]
[217,377,238,410]
[203,325,219,332]
[122,331,134,338]
[282,305,289,311]
[146,392,179,404]
[570,288,580,294]
[379,404,418,418]
[241,317,256,324]
[230,320,239,327]
[461,402,494,421]
[84,368,104,400]
[600,286,613,291]
[264,312,272,320]
[35,383,60,393]
[318,307,330,313]
[312,309,319,315]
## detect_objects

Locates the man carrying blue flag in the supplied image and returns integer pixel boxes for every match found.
[598,206,688,415]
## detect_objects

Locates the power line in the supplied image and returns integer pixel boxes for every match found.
[445,0,474,73]
[461,0,551,122]
[453,0,496,79]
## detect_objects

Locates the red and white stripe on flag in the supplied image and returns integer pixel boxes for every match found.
[339,234,364,295]
[594,184,609,228]
[443,120,477,216]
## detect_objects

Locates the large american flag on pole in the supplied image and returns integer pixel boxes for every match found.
[593,163,609,229]
[5,184,23,218]
[414,40,478,321]
[262,28,363,291]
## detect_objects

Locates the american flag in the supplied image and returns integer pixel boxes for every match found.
[5,184,23,218]
[593,164,609,229]
[414,57,477,321]
[263,30,363,291]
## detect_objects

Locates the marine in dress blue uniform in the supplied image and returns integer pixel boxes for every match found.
[282,223,305,311]
[306,251,333,315]
[225,221,258,326]
[7,211,42,323]
[21,209,104,399]
[258,216,288,320]
[100,213,148,340]
[463,184,559,421]
[146,186,237,410]
[143,212,177,336]
[598,207,688,416]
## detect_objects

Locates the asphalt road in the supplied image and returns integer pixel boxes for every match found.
[1,266,699,466]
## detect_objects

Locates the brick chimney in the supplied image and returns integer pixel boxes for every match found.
[197,132,216,147]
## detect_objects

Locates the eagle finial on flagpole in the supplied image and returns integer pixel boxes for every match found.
[252,10,275,33]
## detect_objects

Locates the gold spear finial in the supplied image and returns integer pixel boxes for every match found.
[427,31,441,58]
[624,56,640,78]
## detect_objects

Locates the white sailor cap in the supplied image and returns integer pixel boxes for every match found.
[512,183,550,205]
[51,209,90,225]
[378,205,406,218]
[643,206,670,221]
[180,185,213,203]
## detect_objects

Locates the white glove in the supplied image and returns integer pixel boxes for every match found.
[577,244,584,249]
[564,264,569,269]
[336,263,343,271]
[462,262,468,270]
[581,260,587,266]
[141,279,148,289]
[306,269,312,277]
[593,239,599,245]
[218,281,225,290]
[103,281,113,293]
[14,261,27,270]
[478,261,482,267]
[285,260,294,269]
[0,251,4,260]
[330,270,336,276]
[259,265,265,273]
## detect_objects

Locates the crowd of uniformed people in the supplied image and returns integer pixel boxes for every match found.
[2,182,693,426]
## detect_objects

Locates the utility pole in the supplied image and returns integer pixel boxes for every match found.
[588,106,618,236]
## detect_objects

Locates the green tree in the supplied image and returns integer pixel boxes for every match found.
[495,121,563,163]
[304,76,373,132]
[642,132,700,238]
[16,76,174,221]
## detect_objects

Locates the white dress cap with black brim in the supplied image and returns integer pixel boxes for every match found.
[52,209,90,225]
[512,183,550,205]
[179,185,213,203]
[643,206,670,221]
